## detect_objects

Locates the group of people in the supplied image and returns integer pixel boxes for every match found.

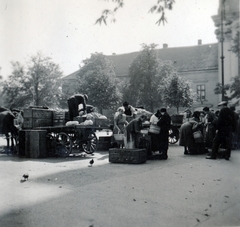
[113,103,171,160]
[179,101,239,161]
[68,94,239,161]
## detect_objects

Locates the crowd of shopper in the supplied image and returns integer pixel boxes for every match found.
[69,94,240,161]
[179,101,239,161]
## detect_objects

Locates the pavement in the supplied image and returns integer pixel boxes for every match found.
[0,136,240,227]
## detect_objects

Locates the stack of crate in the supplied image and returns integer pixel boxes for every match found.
[23,108,53,129]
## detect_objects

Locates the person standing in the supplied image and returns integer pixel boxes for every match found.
[113,107,128,134]
[203,107,217,150]
[67,94,88,121]
[148,110,162,154]
[206,101,236,160]
[157,108,171,159]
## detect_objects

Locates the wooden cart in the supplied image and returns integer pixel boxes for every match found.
[37,125,100,157]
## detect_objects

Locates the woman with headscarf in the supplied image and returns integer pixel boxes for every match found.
[179,111,205,155]
[124,115,147,149]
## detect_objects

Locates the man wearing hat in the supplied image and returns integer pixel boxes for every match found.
[67,94,88,121]
[206,101,236,160]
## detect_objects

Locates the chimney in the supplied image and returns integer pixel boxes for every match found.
[163,43,168,48]
[198,39,202,45]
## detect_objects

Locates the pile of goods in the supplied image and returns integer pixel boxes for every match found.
[134,108,152,119]
[73,111,109,127]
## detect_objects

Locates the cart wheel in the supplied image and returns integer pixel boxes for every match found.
[54,132,73,157]
[169,126,179,144]
[82,132,98,154]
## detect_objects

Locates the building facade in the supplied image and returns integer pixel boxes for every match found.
[62,0,239,111]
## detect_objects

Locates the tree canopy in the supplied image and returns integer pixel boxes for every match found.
[123,43,178,112]
[1,53,64,109]
[76,53,121,113]
[124,44,161,112]
[158,73,194,114]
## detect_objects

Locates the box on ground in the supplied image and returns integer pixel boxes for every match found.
[19,130,47,158]
[98,137,111,151]
[109,148,147,164]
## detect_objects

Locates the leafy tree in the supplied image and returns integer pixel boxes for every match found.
[96,0,175,26]
[1,53,64,109]
[230,75,240,99]
[159,73,194,114]
[124,44,160,111]
[214,82,230,101]
[123,43,176,112]
[230,31,239,57]
[76,53,121,113]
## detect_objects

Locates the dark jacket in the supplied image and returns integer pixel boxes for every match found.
[217,107,236,132]
[74,94,86,112]
[157,112,171,135]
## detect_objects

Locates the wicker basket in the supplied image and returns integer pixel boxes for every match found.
[113,134,124,141]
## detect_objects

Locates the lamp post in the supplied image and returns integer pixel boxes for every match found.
[220,0,226,101]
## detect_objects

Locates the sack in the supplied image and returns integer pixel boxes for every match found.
[149,124,160,134]
[193,130,204,143]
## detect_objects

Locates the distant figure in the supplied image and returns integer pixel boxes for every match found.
[148,110,162,154]
[67,94,88,121]
[179,111,205,155]
[203,107,217,150]
[157,108,171,159]
[206,101,236,160]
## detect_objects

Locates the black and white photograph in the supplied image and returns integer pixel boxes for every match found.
[0,0,240,226]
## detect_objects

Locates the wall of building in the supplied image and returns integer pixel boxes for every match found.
[179,69,219,108]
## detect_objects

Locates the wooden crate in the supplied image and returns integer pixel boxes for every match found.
[18,130,47,158]
[53,111,66,126]
[23,108,53,118]
[23,108,53,129]
[109,148,147,164]
[28,130,47,158]
[18,130,31,158]
[23,118,53,129]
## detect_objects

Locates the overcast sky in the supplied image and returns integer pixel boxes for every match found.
[0,0,219,79]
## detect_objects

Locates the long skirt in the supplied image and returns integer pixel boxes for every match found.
[124,132,135,149]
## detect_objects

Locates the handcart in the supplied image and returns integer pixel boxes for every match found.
[37,125,99,157]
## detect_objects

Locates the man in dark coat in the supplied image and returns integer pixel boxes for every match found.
[206,101,236,160]
[67,94,88,121]
[157,108,171,159]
